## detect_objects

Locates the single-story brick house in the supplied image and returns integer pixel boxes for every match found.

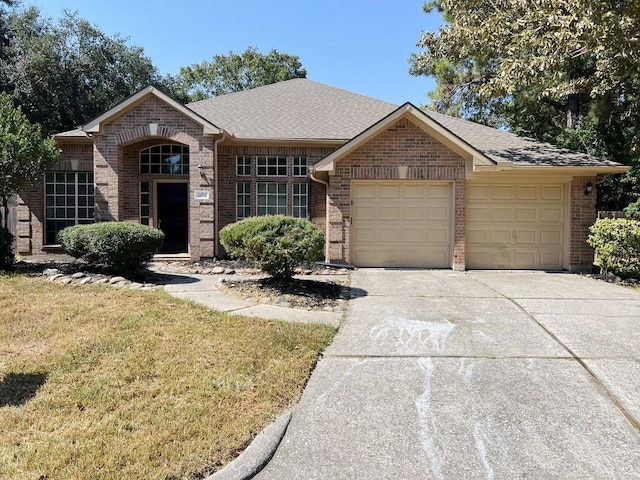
[16,78,628,271]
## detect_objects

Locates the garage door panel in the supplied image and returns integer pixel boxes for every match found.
[467,183,565,270]
[540,230,562,245]
[541,207,562,222]
[352,226,375,243]
[515,230,537,245]
[516,207,538,222]
[492,185,514,200]
[492,208,514,222]
[403,206,425,221]
[379,206,400,220]
[427,184,450,199]
[542,186,563,201]
[379,184,401,198]
[516,185,537,200]
[468,206,490,222]
[353,206,375,220]
[351,181,451,268]
[427,206,448,221]
[402,228,427,243]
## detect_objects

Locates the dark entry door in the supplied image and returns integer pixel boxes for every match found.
[156,182,188,253]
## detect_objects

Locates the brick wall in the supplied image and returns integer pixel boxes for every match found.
[326,117,467,269]
[93,96,216,260]
[569,176,597,270]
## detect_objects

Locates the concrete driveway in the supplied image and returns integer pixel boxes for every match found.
[256,269,640,479]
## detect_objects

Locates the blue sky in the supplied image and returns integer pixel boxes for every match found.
[33,0,442,106]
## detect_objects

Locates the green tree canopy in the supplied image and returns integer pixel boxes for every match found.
[0,92,60,227]
[178,46,307,102]
[0,6,180,135]
[410,0,640,209]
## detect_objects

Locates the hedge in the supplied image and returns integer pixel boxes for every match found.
[58,222,164,275]
[220,215,324,280]
[587,218,640,278]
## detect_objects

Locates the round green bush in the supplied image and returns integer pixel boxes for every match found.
[588,218,640,278]
[220,215,325,280]
[58,222,164,275]
[0,226,15,270]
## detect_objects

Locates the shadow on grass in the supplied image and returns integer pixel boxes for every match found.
[0,372,48,407]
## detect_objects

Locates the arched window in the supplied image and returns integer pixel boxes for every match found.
[140,144,189,175]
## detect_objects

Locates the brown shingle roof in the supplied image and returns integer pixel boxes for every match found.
[425,110,622,168]
[187,78,397,141]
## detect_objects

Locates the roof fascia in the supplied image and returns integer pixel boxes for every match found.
[220,137,346,148]
[82,86,222,135]
[314,103,494,172]
[472,165,630,175]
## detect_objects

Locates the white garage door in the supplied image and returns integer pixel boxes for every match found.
[351,181,452,268]
[466,183,566,269]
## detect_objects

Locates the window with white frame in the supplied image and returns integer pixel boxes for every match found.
[140,144,189,175]
[236,182,251,220]
[257,183,287,215]
[293,183,308,218]
[257,155,287,176]
[236,155,251,176]
[45,171,94,244]
[293,156,308,177]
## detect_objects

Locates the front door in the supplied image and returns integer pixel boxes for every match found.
[156,182,188,253]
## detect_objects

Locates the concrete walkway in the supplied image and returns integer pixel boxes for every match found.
[160,272,343,328]
[256,269,640,479]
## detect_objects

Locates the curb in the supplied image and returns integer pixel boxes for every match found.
[205,410,292,480]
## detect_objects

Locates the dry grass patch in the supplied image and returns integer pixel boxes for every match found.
[0,275,335,479]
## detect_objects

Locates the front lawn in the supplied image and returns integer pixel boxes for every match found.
[0,276,334,479]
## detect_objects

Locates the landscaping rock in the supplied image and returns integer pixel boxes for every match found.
[43,268,60,276]
[71,272,85,279]
[109,276,126,284]
[211,266,225,274]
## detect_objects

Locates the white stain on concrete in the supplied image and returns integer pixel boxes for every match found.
[371,317,455,352]
[413,320,456,479]
[468,317,487,324]
[416,357,444,480]
[458,358,475,384]
[473,420,509,480]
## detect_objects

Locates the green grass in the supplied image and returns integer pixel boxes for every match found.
[0,275,335,479]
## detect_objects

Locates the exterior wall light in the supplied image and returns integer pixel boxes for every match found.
[197,164,205,176]
[584,182,593,195]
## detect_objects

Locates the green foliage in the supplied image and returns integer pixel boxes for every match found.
[410,0,640,210]
[58,222,164,275]
[0,226,14,270]
[624,200,640,221]
[0,91,60,228]
[587,218,640,278]
[220,216,324,280]
[178,46,307,102]
[1,6,176,135]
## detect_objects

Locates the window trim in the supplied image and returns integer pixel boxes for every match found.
[236,182,251,220]
[293,156,308,177]
[292,183,308,219]
[236,155,251,176]
[140,144,189,175]
[256,182,287,216]
[257,155,287,177]
[44,171,95,245]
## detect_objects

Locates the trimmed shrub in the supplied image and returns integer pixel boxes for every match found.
[58,222,164,275]
[220,215,325,280]
[623,200,640,221]
[0,226,15,270]
[587,218,640,278]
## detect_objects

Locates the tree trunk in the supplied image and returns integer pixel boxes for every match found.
[566,93,579,129]
[1,194,8,230]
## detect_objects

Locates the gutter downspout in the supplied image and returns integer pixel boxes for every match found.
[213,132,226,258]
[310,168,330,263]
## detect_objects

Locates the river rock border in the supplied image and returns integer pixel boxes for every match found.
[42,268,157,291]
